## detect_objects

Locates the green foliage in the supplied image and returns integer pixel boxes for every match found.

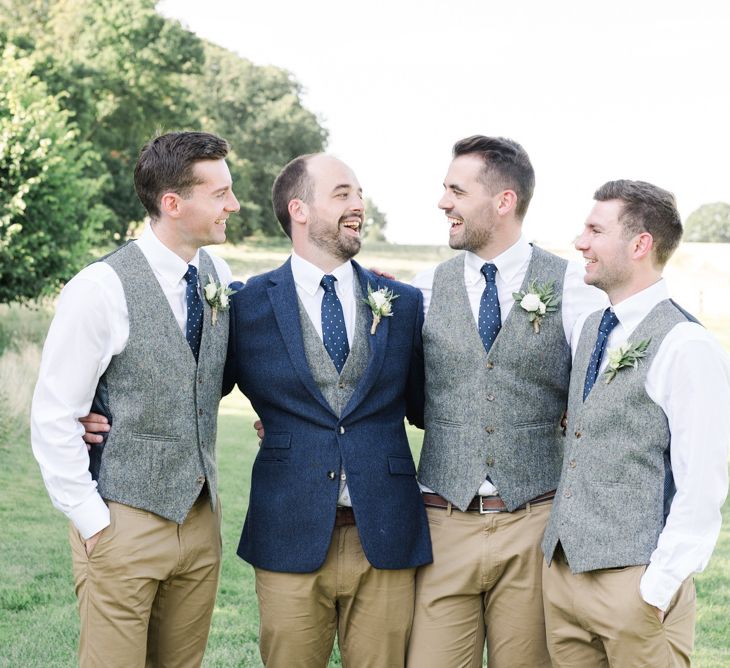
[190,42,328,241]
[363,197,388,242]
[684,203,730,243]
[0,45,111,304]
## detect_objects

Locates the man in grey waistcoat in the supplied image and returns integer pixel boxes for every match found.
[407,135,606,668]
[31,131,240,667]
[542,180,730,666]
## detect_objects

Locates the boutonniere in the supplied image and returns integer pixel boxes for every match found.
[203,274,237,325]
[363,284,399,335]
[512,280,561,333]
[603,338,651,383]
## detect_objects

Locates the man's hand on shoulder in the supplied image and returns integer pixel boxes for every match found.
[369,267,396,280]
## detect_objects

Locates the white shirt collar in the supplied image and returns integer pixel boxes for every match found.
[464,236,532,286]
[291,251,354,296]
[611,278,669,336]
[136,223,199,287]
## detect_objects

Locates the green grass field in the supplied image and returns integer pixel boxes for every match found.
[1,240,729,666]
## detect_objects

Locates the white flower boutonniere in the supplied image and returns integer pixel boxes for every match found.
[512,280,561,333]
[603,338,651,383]
[363,284,399,335]
[203,274,237,325]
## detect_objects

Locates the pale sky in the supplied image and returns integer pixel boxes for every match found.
[158,0,730,245]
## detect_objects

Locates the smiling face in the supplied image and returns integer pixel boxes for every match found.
[175,158,240,248]
[575,199,635,298]
[438,154,502,256]
[302,155,364,263]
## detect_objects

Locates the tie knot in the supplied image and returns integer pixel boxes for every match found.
[321,274,337,293]
[184,265,198,284]
[599,308,620,335]
[481,263,498,283]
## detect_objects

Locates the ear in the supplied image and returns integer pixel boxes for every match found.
[496,189,518,217]
[289,198,308,226]
[632,231,654,260]
[160,191,182,218]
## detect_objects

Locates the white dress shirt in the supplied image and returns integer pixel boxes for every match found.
[30,224,232,539]
[572,279,730,610]
[412,237,607,496]
[290,252,356,506]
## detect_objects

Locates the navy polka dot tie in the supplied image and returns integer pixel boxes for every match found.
[320,274,350,374]
[184,265,203,361]
[583,307,620,400]
[478,263,501,353]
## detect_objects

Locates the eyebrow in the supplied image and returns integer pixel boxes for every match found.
[332,184,363,195]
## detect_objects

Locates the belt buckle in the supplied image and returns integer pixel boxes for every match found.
[478,496,501,514]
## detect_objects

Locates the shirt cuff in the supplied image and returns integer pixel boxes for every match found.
[639,564,683,611]
[67,493,110,540]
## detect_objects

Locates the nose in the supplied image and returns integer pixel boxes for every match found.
[227,192,241,213]
[574,229,588,251]
[438,191,452,211]
[350,193,364,212]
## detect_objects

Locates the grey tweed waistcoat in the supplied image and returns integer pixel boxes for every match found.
[419,247,571,511]
[297,274,370,417]
[95,242,228,523]
[542,299,690,572]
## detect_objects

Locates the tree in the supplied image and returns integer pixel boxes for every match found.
[189,42,328,240]
[362,198,388,242]
[0,45,111,303]
[2,0,204,238]
[684,202,730,243]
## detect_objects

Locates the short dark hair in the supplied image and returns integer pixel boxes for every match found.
[271,154,318,238]
[134,131,230,219]
[452,135,535,220]
[594,180,682,267]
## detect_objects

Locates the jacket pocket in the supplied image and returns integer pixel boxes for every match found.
[388,455,417,476]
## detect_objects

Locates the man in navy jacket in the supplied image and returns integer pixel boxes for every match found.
[223,153,431,667]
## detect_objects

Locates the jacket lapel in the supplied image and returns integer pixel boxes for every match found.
[267,258,334,415]
[340,262,390,418]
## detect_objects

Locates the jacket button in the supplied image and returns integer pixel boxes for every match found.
[198,408,204,417]
[486,361,494,370]
[574,430,581,438]
[338,382,345,389]
[198,377,203,385]
[339,426,345,435]
[486,394,495,402]
[196,475,205,484]
[568,460,577,469]
[564,490,572,498]
[486,457,495,466]
[327,471,336,480]
[485,426,495,434]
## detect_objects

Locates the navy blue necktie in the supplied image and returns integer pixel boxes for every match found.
[478,263,501,353]
[184,265,203,361]
[320,275,350,373]
[583,308,620,400]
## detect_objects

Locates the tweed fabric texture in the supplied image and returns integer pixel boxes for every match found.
[542,299,693,573]
[95,243,228,522]
[298,274,369,417]
[419,247,571,511]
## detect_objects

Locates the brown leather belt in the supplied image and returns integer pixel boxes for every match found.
[334,506,356,527]
[422,490,555,514]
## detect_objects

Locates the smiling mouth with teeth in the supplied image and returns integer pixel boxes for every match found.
[447,216,463,227]
[341,219,361,232]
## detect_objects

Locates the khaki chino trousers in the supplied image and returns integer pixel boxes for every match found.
[69,495,222,668]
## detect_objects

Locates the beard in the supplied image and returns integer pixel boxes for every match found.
[308,213,362,262]
[449,217,494,254]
